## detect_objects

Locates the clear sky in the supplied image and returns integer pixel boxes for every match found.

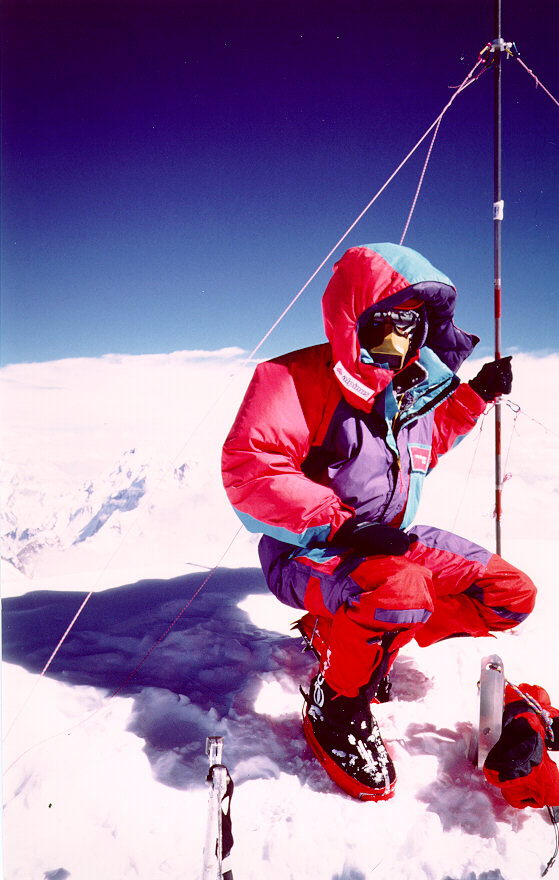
[1,0,558,366]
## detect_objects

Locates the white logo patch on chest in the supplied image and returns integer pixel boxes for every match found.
[408,444,431,473]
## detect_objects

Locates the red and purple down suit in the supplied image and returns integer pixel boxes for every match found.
[222,244,536,697]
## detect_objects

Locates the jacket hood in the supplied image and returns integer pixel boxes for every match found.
[322,243,479,412]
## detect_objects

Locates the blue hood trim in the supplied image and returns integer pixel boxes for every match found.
[398,347,458,424]
[369,347,458,425]
[367,243,454,287]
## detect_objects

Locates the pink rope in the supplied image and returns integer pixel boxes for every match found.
[490,400,559,518]
[108,527,242,700]
[3,528,243,771]
[451,409,487,531]
[245,58,485,365]
[508,400,559,439]
[2,591,95,743]
[43,592,93,675]
[516,57,559,109]
[502,405,521,484]
[399,116,443,246]
[399,60,490,246]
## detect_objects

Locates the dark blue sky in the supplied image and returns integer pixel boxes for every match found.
[2,0,558,366]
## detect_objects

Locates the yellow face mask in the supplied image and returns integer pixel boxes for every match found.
[368,328,410,370]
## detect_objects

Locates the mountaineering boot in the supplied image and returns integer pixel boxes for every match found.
[302,672,396,801]
[294,613,393,703]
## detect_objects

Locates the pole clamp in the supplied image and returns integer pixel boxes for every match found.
[479,39,519,65]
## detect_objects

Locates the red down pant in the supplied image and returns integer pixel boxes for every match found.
[259,525,537,697]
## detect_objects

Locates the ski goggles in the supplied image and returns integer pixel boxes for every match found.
[366,309,420,337]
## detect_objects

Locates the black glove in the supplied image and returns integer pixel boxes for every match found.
[332,519,417,556]
[469,356,512,402]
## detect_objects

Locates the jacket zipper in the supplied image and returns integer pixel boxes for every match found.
[379,396,407,520]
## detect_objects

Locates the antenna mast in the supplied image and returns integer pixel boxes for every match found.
[492,0,505,555]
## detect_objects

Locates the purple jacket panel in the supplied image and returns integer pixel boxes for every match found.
[258,536,364,614]
[302,396,435,526]
[411,525,493,566]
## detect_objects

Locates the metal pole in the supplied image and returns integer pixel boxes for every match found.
[203,737,235,880]
[493,0,504,556]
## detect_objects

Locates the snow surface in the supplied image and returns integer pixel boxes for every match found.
[1,349,559,880]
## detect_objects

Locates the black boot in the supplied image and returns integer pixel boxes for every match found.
[302,672,396,801]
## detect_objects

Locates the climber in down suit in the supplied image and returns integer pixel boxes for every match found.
[221,242,536,800]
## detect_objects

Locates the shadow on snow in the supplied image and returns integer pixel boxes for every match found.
[1,564,513,842]
[2,568,323,788]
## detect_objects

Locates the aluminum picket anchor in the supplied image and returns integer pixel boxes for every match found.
[202,737,234,880]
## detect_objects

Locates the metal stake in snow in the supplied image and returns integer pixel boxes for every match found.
[476,654,505,768]
[203,737,234,880]
[468,653,505,768]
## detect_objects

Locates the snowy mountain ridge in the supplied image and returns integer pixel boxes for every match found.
[1,448,196,576]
